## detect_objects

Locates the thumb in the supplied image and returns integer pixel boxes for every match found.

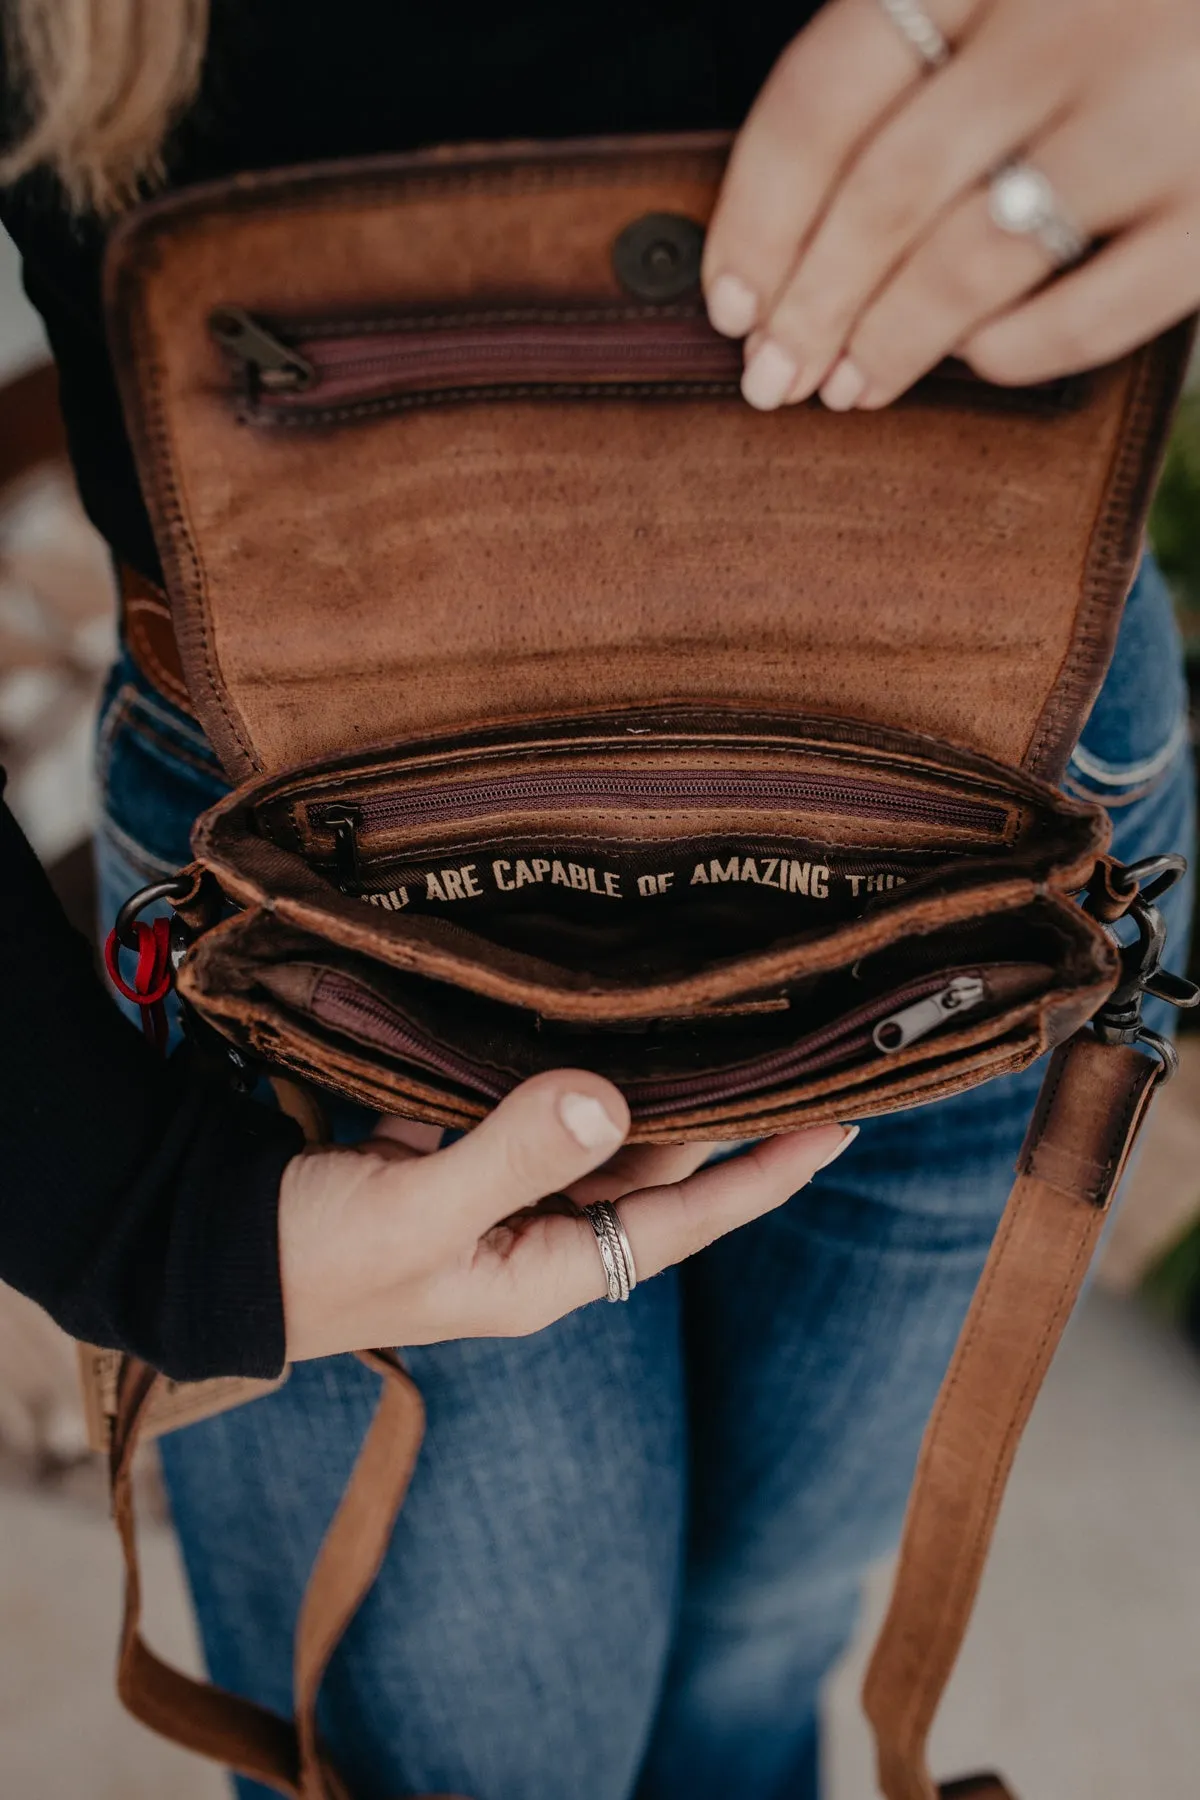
[424,1070,631,1233]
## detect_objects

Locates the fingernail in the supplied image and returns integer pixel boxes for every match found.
[819,356,867,411]
[814,1124,859,1172]
[741,340,798,412]
[707,272,759,338]
[559,1092,624,1152]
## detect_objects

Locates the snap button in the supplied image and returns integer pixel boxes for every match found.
[612,213,705,302]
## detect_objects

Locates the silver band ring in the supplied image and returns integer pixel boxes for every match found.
[875,0,951,70]
[583,1200,638,1303]
[988,161,1089,269]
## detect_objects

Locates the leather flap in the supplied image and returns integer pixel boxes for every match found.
[104,133,1192,782]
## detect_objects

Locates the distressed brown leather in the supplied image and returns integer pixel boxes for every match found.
[863,1037,1161,1800]
[166,702,1120,1140]
[104,134,1191,784]
[96,133,1193,1800]
[120,564,194,715]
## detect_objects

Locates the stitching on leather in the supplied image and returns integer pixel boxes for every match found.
[291,302,709,333]
[117,266,258,772]
[118,149,726,244]
[891,1193,1097,1759]
[116,144,1171,775]
[1023,337,1184,778]
[1022,363,1149,776]
[1017,1046,1068,1175]
[114,149,722,777]
[1094,1062,1155,1198]
[1024,1051,1155,1202]
[247,379,744,428]
[890,1056,1156,1754]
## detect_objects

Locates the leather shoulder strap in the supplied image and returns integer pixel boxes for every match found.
[863,1032,1162,1800]
[108,1030,1160,1800]
[111,1350,463,1800]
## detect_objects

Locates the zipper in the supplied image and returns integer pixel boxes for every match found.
[211,306,742,418]
[871,975,986,1053]
[209,308,1087,424]
[210,308,317,394]
[629,971,989,1111]
[311,771,1006,866]
[305,965,995,1114]
[310,974,511,1100]
[321,805,365,892]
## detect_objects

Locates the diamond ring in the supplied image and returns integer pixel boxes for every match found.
[988,162,1089,269]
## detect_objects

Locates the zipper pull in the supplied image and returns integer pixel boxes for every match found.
[320,805,364,893]
[873,975,986,1054]
[209,307,315,394]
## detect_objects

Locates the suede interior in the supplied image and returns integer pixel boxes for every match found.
[105,136,1194,784]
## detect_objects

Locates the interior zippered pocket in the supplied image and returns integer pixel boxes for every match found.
[210,305,1090,428]
[210,304,743,424]
[255,957,1051,1118]
[302,769,1012,895]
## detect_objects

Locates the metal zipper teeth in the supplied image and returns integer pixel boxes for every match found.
[300,330,732,378]
[213,308,738,408]
[211,310,1089,422]
[323,773,1006,837]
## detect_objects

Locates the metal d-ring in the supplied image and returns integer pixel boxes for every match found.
[1132,1029,1180,1083]
[1091,876,1200,1077]
[113,874,196,949]
[1108,853,1188,907]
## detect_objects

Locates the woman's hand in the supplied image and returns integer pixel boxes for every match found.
[703,0,1200,410]
[278,1070,854,1360]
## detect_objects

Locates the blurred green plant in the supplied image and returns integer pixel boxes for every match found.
[1142,1212,1200,1361]
[1150,389,1200,642]
[1143,1213,1200,1320]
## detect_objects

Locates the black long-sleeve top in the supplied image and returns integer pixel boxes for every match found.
[0,1,820,1379]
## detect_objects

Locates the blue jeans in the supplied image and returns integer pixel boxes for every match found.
[96,557,1194,1800]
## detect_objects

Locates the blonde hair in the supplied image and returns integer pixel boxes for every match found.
[0,0,209,214]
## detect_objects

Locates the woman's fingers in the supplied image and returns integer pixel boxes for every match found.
[567,1139,718,1208]
[832,71,1195,410]
[478,1122,858,1334]
[963,205,1200,386]
[747,3,1078,408]
[417,1070,631,1237]
[609,1126,856,1281]
[703,0,980,343]
[280,1081,858,1356]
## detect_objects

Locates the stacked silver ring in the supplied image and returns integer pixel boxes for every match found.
[583,1200,638,1303]
[875,0,951,69]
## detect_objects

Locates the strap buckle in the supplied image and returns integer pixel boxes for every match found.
[1087,855,1198,1079]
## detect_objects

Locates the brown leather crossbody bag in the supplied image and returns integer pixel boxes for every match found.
[94,135,1196,1800]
